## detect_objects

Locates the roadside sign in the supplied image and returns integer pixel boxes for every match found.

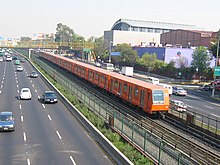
[214,66,220,76]
[110,52,121,56]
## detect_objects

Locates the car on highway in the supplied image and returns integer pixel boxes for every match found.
[172,86,187,96]
[15,60,20,65]
[199,84,212,91]
[170,100,187,112]
[16,65,23,72]
[19,88,32,100]
[42,91,58,103]
[12,56,18,60]
[30,71,38,78]
[0,57,3,62]
[6,55,12,61]
[0,112,15,131]
[20,58,25,63]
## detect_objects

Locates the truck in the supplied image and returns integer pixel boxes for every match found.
[121,66,133,76]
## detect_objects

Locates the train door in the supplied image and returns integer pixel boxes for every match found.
[110,79,113,92]
[128,86,132,101]
[140,90,145,107]
[119,82,122,96]
[104,76,107,89]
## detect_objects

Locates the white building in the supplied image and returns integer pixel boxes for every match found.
[104,18,203,47]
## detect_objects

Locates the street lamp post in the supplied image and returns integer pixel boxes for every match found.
[212,35,220,97]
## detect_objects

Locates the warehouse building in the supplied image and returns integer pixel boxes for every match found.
[160,30,215,48]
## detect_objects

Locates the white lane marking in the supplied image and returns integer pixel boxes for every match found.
[2,77,4,80]
[184,99,190,101]
[196,116,201,119]
[1,81,3,83]
[17,85,19,88]
[38,96,40,99]
[16,80,18,83]
[0,91,1,93]
[30,80,32,83]
[207,101,220,107]
[70,156,77,165]
[42,104,45,109]
[48,115,52,121]
[1,85,3,88]
[204,105,214,109]
[27,159,31,165]
[32,84,34,87]
[187,95,200,99]
[211,113,220,118]
[35,89,37,93]
[186,104,193,108]
[23,132,27,141]
[17,90,19,93]
[19,105,22,109]
[15,77,17,80]
[21,116,24,122]
[56,131,62,140]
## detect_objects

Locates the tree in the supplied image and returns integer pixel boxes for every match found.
[113,43,139,66]
[209,29,220,58]
[191,46,213,77]
[136,53,158,72]
[20,37,32,41]
[55,23,75,42]
[92,36,108,61]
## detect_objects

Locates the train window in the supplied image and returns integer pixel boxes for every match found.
[89,71,92,79]
[153,90,164,103]
[134,87,139,96]
[101,76,104,82]
[82,68,85,76]
[124,83,128,92]
[96,73,99,79]
[115,80,118,87]
[75,66,78,72]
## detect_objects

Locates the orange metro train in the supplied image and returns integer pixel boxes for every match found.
[38,51,170,116]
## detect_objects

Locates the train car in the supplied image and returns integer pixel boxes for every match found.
[109,72,169,114]
[38,51,169,116]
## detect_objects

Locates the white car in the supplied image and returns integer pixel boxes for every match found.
[20,88,32,100]
[170,100,187,112]
[16,65,24,72]
[6,56,12,61]
[172,86,187,96]
[0,57,3,62]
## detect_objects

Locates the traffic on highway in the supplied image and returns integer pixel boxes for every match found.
[0,50,114,165]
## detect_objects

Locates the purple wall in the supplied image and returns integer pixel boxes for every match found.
[132,47,165,60]
[133,47,215,68]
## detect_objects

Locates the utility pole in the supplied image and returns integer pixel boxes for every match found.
[212,30,220,97]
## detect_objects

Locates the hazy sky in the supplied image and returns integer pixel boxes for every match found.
[1,0,219,39]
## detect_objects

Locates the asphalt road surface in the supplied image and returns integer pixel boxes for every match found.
[0,56,113,165]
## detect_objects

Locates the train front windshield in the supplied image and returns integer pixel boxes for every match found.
[152,90,164,103]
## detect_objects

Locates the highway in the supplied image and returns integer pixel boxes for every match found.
[171,88,220,120]
[0,57,113,165]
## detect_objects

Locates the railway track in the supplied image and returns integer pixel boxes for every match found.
[35,55,220,164]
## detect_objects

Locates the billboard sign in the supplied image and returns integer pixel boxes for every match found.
[110,52,121,56]
[214,66,220,76]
